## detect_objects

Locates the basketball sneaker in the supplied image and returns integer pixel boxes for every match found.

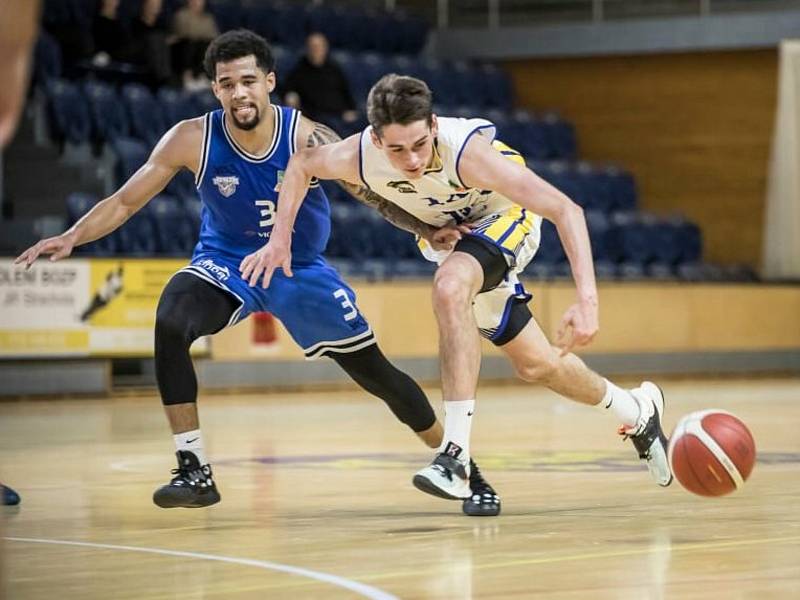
[462,459,501,517]
[152,450,221,508]
[619,381,673,487]
[2,484,20,506]
[413,452,471,500]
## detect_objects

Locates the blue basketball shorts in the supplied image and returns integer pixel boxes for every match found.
[177,253,374,359]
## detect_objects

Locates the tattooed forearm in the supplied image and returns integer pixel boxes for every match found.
[306,120,342,148]
[338,180,434,238]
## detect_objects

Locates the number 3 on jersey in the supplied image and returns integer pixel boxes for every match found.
[255,199,276,228]
[333,288,358,321]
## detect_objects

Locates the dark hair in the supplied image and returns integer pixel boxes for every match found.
[203,29,275,79]
[367,74,433,136]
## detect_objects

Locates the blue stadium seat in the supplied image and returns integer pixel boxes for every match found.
[111,137,149,186]
[121,83,167,146]
[480,64,513,110]
[605,166,638,212]
[536,220,565,264]
[148,194,198,256]
[65,192,97,226]
[191,90,220,116]
[45,79,91,146]
[66,193,119,256]
[207,0,245,32]
[585,210,610,261]
[594,260,617,280]
[165,168,198,201]
[33,32,62,87]
[541,112,577,160]
[158,87,200,126]
[117,211,157,256]
[84,80,130,144]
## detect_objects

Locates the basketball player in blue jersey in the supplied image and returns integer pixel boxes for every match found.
[16,31,501,516]
[247,74,673,506]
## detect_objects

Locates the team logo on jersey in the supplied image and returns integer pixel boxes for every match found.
[387,180,417,194]
[213,175,240,198]
[448,179,467,192]
[273,170,284,192]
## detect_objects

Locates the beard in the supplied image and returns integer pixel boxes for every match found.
[230,104,260,131]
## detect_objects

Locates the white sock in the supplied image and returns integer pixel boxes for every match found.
[438,399,475,465]
[598,379,641,427]
[174,429,208,465]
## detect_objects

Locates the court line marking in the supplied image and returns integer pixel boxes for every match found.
[354,534,800,583]
[5,537,398,600]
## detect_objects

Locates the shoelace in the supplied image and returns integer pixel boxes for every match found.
[170,466,209,485]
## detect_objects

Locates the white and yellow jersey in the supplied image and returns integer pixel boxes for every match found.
[358,116,542,269]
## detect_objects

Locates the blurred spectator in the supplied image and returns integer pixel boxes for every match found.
[172,0,219,90]
[92,0,134,65]
[284,32,358,125]
[130,0,173,87]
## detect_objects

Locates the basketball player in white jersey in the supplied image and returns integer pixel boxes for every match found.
[242,74,673,503]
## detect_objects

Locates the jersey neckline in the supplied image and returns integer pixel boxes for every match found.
[221,104,281,163]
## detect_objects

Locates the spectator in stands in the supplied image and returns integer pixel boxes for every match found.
[130,0,173,87]
[284,32,358,126]
[172,0,219,90]
[92,0,134,66]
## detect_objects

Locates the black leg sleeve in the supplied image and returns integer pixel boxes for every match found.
[331,344,437,433]
[154,273,240,405]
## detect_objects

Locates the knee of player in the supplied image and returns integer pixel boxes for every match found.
[154,308,193,343]
[512,355,559,383]
[432,270,475,310]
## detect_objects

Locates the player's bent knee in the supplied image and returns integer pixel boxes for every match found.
[512,356,559,383]
[432,272,473,311]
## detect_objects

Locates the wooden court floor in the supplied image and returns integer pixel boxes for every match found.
[1,377,799,599]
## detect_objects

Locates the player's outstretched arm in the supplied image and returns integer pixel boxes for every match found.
[15,120,202,268]
[458,134,599,354]
[302,118,465,250]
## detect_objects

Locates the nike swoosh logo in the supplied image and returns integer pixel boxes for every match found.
[185,437,199,444]
[467,411,474,416]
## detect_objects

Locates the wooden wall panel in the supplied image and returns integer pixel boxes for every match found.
[212,282,800,360]
[505,50,778,267]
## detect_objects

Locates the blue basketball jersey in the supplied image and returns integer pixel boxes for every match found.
[194,105,330,264]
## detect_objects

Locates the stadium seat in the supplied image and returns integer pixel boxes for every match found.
[148,194,197,256]
[117,211,158,256]
[33,32,62,87]
[45,79,92,146]
[120,83,167,146]
[157,87,200,126]
[84,80,130,144]
[111,137,149,186]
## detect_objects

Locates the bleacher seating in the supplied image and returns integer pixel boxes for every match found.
[28,1,739,281]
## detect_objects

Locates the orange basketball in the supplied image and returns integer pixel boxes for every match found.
[668,410,756,497]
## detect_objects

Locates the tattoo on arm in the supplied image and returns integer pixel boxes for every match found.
[302,119,433,238]
[338,180,433,238]
[305,120,342,148]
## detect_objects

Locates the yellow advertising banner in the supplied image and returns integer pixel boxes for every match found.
[0,258,208,358]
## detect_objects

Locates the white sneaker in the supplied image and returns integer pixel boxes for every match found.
[413,453,471,500]
[619,382,673,487]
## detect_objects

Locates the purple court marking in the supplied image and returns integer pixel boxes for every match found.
[215,451,800,473]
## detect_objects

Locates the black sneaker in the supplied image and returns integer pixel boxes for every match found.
[2,484,20,506]
[462,459,501,517]
[152,450,221,508]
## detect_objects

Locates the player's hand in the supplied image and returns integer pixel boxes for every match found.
[428,223,472,252]
[555,297,599,356]
[239,238,293,288]
[14,232,76,269]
